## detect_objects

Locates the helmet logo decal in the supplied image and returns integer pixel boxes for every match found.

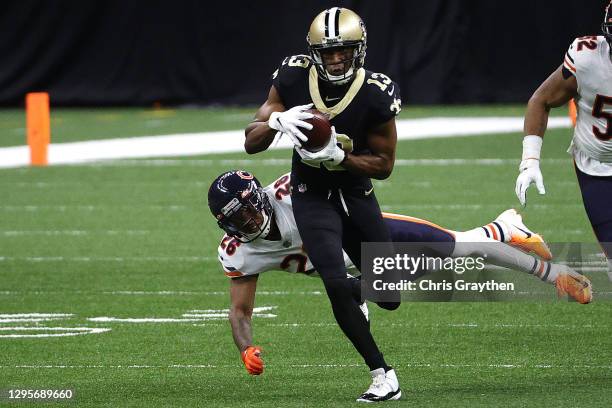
[236,171,253,180]
[325,7,341,39]
[221,197,242,217]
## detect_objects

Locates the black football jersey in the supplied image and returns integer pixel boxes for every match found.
[271,54,402,189]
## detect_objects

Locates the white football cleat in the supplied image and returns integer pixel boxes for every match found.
[495,209,552,260]
[356,368,401,403]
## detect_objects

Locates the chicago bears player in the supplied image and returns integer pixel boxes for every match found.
[244,7,403,402]
[516,1,612,280]
[208,171,592,389]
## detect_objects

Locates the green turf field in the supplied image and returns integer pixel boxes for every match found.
[0,106,611,407]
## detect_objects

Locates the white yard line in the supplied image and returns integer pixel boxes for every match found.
[87,317,212,323]
[0,205,187,211]
[0,313,73,318]
[192,321,603,329]
[87,306,278,323]
[0,201,585,213]
[0,327,110,338]
[0,290,324,296]
[0,313,74,323]
[0,256,213,262]
[380,204,586,211]
[59,157,576,167]
[2,362,610,370]
[0,117,571,169]
[0,230,150,236]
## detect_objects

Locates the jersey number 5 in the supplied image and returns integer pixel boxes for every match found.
[592,94,612,141]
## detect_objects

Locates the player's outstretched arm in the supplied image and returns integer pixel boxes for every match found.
[341,118,397,180]
[244,86,286,154]
[228,274,264,375]
[517,66,578,205]
[524,65,578,137]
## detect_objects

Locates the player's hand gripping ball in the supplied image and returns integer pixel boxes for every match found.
[301,109,332,152]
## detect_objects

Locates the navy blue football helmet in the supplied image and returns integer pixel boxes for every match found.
[604,1,612,51]
[208,170,273,243]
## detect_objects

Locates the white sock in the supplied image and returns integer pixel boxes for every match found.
[464,221,511,243]
[452,230,558,284]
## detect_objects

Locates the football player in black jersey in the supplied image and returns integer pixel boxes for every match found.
[244,7,402,402]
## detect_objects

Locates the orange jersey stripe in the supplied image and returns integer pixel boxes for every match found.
[382,212,454,237]
[224,270,244,278]
[564,56,576,73]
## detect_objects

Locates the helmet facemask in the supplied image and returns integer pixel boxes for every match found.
[216,185,273,243]
[309,42,365,85]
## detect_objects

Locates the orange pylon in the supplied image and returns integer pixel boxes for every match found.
[26,92,50,166]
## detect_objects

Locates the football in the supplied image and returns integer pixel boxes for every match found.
[302,109,332,152]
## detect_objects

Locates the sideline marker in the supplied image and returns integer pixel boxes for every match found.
[26,92,50,166]
[568,98,577,127]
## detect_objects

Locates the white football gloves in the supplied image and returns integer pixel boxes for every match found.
[515,135,545,206]
[268,103,314,147]
[296,126,346,166]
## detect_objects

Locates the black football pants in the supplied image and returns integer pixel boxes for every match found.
[291,180,393,371]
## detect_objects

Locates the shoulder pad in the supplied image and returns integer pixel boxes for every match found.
[565,36,602,75]
[264,173,292,202]
[272,55,312,87]
[364,71,402,123]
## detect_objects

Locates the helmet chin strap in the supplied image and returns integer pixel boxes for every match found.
[326,67,354,85]
[258,211,273,239]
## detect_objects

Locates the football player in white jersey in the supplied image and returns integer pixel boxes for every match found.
[208,170,591,378]
[516,1,612,279]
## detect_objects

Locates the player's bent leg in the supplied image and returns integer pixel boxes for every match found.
[383,209,589,302]
[292,184,391,372]
[383,212,455,258]
[454,228,592,303]
[343,195,401,310]
[322,276,389,370]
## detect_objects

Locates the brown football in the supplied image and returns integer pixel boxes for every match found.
[302,109,332,152]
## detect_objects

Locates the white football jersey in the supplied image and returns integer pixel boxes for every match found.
[217,173,352,278]
[564,36,612,175]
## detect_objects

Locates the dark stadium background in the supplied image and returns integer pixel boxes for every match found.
[0,0,603,107]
